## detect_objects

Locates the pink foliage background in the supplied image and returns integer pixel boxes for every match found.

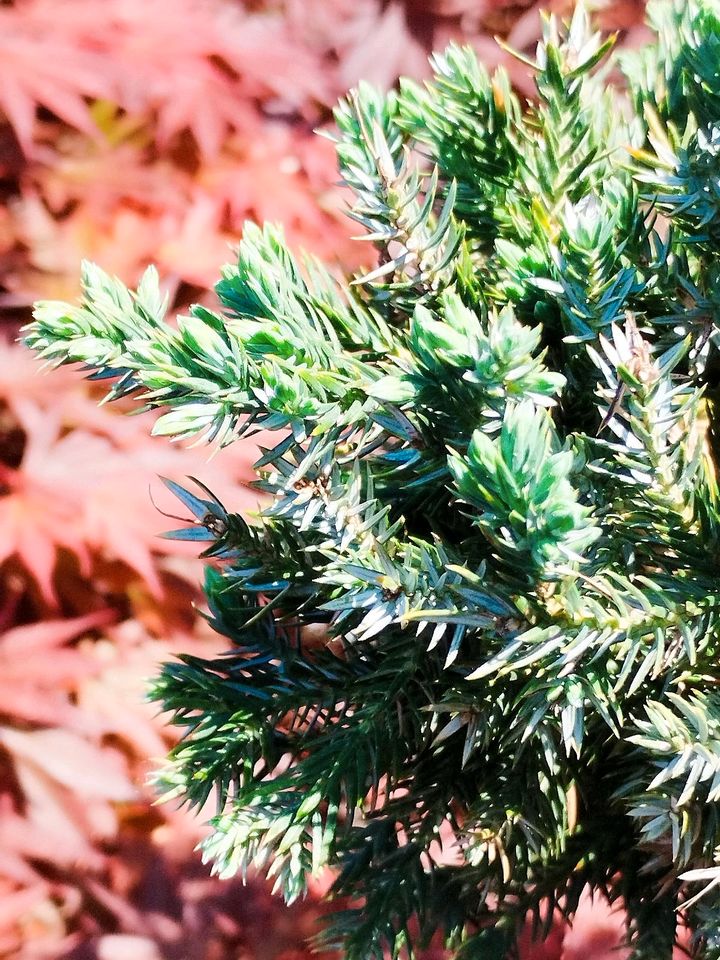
[0,1,683,958]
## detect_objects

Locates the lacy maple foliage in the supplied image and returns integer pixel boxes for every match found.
[0,340,276,957]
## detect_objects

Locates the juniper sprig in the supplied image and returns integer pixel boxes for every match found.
[24,3,720,957]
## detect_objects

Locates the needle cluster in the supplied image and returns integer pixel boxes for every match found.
[24,4,720,957]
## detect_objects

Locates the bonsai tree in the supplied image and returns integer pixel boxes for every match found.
[24,2,720,956]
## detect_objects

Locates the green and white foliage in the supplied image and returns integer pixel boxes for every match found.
[24,3,720,957]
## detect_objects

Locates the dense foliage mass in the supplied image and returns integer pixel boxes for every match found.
[24,1,720,957]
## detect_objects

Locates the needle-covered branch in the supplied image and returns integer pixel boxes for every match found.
[23,3,720,958]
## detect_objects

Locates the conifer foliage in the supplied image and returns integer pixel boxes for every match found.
[23,2,720,957]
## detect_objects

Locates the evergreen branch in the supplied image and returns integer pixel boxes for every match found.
[22,4,720,956]
[449,400,599,579]
[334,83,462,310]
[397,44,521,246]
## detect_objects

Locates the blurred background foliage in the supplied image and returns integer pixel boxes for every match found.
[0,1,657,958]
